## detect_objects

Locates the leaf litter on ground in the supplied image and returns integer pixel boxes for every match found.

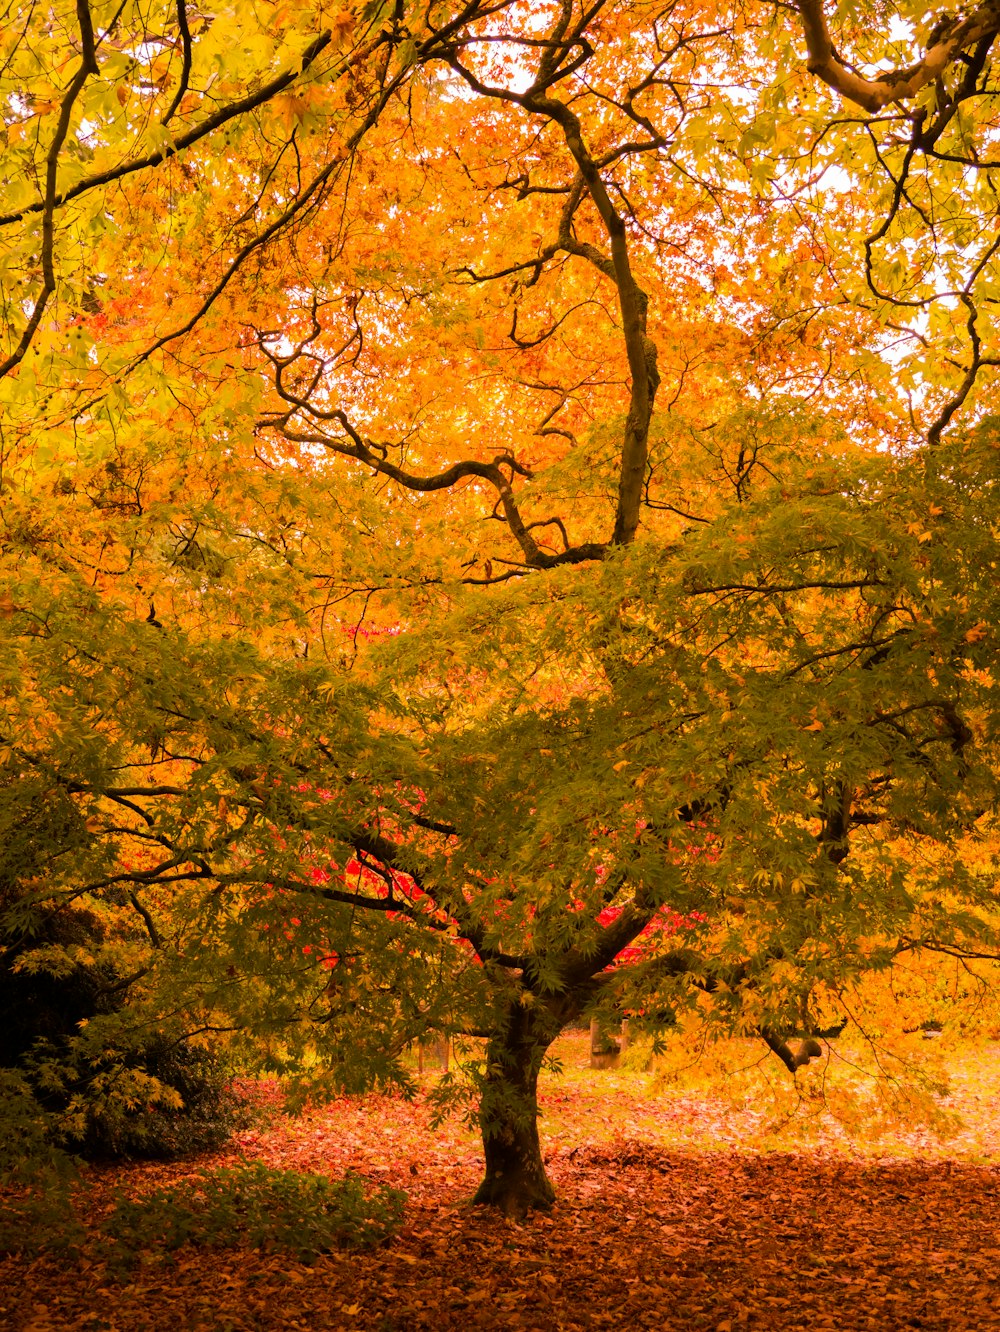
[3,1032,1000,1330]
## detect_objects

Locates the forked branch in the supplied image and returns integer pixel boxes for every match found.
[797,0,1000,113]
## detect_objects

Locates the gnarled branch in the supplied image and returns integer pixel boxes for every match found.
[797,0,1000,113]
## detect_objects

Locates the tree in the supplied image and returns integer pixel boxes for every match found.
[2,0,1000,1217]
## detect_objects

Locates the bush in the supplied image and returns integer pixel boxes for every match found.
[0,1069,85,1258]
[76,1040,271,1161]
[0,859,267,1162]
[100,1163,406,1267]
[0,1180,85,1258]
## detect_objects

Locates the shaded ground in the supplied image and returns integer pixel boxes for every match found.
[3,1034,999,1331]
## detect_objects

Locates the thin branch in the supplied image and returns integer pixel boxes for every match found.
[0,0,98,378]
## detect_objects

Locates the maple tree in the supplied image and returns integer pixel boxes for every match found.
[2,0,1000,1218]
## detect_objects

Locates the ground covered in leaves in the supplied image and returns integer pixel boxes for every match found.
[4,1033,1000,1331]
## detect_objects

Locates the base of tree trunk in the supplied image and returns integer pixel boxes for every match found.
[590,1016,621,1068]
[590,1048,620,1069]
[474,996,573,1218]
[472,1162,556,1220]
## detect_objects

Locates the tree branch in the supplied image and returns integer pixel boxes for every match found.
[797,0,1000,113]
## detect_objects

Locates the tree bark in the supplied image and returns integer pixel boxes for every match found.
[589,1015,620,1069]
[472,999,564,1219]
[796,0,1000,113]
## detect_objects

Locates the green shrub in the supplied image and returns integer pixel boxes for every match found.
[0,1066,83,1257]
[0,889,269,1162]
[0,778,266,1167]
[101,1162,406,1267]
[0,1180,85,1258]
[76,1041,273,1161]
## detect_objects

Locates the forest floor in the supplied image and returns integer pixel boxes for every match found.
[3,1032,1000,1331]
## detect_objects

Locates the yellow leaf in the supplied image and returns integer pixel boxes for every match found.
[330,9,357,44]
[613,759,629,771]
[150,52,172,86]
[275,93,309,131]
[965,622,988,643]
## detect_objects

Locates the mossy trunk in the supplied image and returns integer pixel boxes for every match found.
[472,1000,562,1219]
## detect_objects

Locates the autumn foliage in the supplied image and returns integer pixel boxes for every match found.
[2,0,1000,1220]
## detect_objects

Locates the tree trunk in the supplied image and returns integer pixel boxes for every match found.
[417,1034,450,1072]
[590,1015,620,1069]
[472,1000,563,1219]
